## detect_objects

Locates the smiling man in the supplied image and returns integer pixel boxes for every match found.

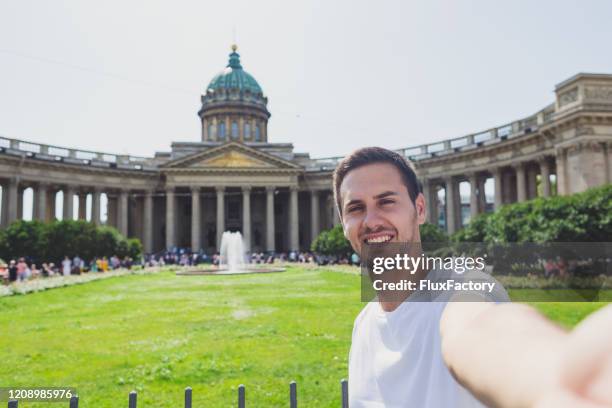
[334,146,612,408]
[334,147,485,407]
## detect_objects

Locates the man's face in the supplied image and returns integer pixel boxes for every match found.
[339,162,426,256]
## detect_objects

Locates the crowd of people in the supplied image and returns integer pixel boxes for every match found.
[0,248,362,285]
[142,248,361,268]
[0,255,136,284]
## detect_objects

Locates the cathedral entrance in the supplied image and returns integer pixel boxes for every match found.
[225,192,242,233]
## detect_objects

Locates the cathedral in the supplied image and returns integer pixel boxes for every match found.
[1,46,611,254]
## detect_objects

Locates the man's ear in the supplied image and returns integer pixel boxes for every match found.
[415,192,427,225]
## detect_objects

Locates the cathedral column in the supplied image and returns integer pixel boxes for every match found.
[63,186,75,221]
[469,173,479,220]
[265,186,275,252]
[0,182,8,227]
[191,187,201,252]
[242,186,252,252]
[493,168,503,210]
[444,176,458,234]
[165,188,176,249]
[92,189,101,225]
[35,183,48,221]
[310,190,320,243]
[107,195,117,227]
[515,163,527,202]
[5,178,19,226]
[289,186,299,251]
[10,179,20,224]
[477,177,487,212]
[46,188,56,221]
[78,193,87,220]
[118,190,129,236]
[539,157,551,198]
[555,148,568,195]
[216,186,225,249]
[143,190,154,254]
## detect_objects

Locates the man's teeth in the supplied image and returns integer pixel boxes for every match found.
[366,235,392,243]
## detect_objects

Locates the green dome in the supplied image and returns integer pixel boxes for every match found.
[207,46,263,94]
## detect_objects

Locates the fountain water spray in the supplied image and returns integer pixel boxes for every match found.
[220,231,245,272]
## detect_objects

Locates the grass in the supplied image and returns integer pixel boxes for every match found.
[0,266,608,407]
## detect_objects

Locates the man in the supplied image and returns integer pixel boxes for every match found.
[334,146,484,407]
[335,146,612,408]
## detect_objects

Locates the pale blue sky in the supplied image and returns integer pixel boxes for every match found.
[1,0,612,160]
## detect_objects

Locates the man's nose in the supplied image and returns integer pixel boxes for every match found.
[363,207,386,231]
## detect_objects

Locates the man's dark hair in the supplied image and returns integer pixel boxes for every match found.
[333,147,422,219]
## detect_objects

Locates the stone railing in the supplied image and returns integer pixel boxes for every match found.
[0,136,157,171]
[305,104,556,172]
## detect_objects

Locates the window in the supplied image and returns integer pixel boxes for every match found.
[218,122,226,140]
[231,121,239,140]
[255,124,261,141]
[244,123,251,139]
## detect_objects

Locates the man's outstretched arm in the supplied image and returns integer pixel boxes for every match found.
[440,303,612,408]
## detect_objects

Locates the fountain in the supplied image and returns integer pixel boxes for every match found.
[176,230,285,276]
[219,231,245,272]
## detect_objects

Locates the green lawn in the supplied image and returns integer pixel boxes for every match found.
[0,266,608,407]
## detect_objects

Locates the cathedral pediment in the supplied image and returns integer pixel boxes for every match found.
[194,150,274,168]
[160,142,302,171]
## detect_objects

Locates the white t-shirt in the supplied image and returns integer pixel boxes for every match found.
[348,300,485,408]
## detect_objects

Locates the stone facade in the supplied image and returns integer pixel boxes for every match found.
[1,54,611,254]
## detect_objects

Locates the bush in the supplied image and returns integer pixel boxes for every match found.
[419,222,449,243]
[311,224,352,256]
[453,184,612,243]
[0,220,142,263]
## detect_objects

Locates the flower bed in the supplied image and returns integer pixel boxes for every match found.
[0,266,174,297]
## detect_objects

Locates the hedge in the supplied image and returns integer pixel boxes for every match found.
[0,220,142,263]
[453,184,612,243]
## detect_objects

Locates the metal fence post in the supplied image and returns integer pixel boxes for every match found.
[184,386,192,408]
[238,384,245,408]
[129,391,137,408]
[289,381,297,408]
[69,395,79,408]
[341,379,348,408]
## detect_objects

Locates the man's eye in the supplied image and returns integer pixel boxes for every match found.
[346,206,362,213]
[380,199,395,205]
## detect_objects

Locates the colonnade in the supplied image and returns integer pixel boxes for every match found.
[164,186,334,254]
[0,179,130,236]
[422,156,556,233]
[0,180,337,254]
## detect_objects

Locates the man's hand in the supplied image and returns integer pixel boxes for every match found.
[536,304,612,407]
[440,303,612,408]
